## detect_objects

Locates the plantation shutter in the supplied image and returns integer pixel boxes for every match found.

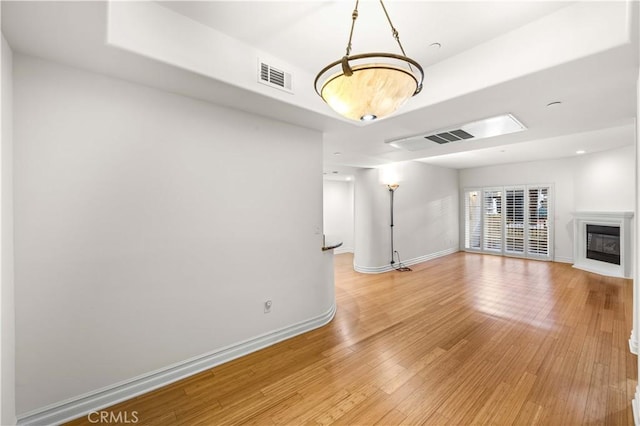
[464,185,553,260]
[505,187,525,254]
[464,190,482,250]
[483,189,502,252]
[527,186,550,258]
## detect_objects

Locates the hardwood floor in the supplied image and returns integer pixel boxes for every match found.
[66,252,636,425]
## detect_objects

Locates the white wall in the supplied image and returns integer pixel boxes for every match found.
[354,162,459,272]
[459,144,635,262]
[322,180,354,253]
[1,32,16,426]
[573,146,635,211]
[13,55,334,416]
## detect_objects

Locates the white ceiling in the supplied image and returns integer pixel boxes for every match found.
[2,1,638,178]
[158,1,572,73]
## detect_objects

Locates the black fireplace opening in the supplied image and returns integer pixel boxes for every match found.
[586,224,620,265]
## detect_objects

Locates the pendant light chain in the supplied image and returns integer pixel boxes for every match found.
[345,0,360,57]
[379,0,415,73]
[344,0,415,72]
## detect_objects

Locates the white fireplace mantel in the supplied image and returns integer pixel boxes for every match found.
[572,211,634,278]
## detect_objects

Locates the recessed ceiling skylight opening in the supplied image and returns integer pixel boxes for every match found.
[460,114,526,139]
[386,113,526,152]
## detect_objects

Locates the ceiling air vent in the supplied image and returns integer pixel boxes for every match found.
[258,60,293,93]
[426,129,474,144]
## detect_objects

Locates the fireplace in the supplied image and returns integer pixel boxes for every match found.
[572,211,633,278]
[586,224,620,265]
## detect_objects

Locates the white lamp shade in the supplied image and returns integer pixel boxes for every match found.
[379,163,403,187]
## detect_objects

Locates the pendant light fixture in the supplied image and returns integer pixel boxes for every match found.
[314,0,424,122]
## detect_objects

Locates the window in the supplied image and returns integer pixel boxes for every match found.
[464,185,552,260]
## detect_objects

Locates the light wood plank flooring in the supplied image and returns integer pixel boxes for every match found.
[67,252,636,425]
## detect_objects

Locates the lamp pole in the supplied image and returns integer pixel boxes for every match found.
[388,183,399,267]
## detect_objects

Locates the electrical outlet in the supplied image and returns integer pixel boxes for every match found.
[264,300,272,313]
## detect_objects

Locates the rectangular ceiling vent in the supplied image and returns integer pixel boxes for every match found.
[425,129,474,144]
[258,60,293,93]
[387,114,526,152]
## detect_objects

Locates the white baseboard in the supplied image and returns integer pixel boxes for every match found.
[553,256,573,264]
[17,303,336,426]
[353,247,459,274]
[634,385,640,426]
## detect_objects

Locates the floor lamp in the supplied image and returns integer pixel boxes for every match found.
[387,183,411,272]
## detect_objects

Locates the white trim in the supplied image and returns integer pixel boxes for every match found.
[634,385,640,426]
[353,247,458,274]
[553,256,573,264]
[16,302,337,426]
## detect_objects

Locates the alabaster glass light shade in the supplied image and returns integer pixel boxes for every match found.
[319,64,418,121]
[315,52,424,122]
